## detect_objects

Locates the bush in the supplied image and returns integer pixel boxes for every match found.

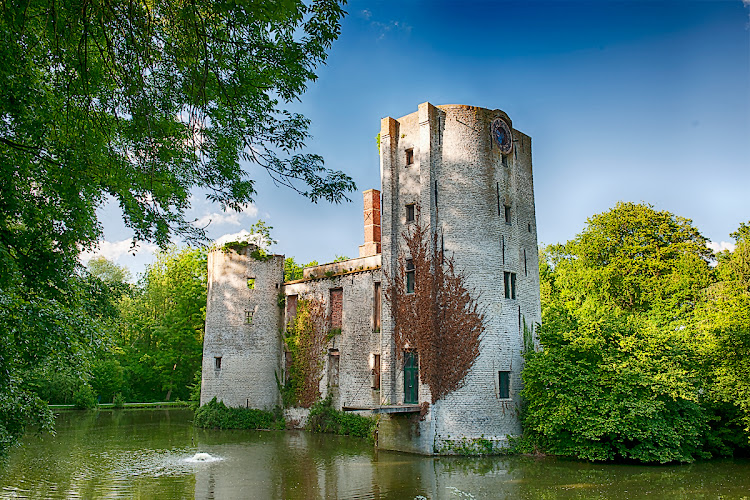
[307,395,376,441]
[113,392,125,408]
[193,397,284,430]
[72,384,97,409]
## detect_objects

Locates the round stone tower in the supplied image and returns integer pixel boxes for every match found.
[378,102,541,453]
[200,244,284,409]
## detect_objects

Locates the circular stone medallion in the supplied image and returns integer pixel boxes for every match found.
[492,118,513,154]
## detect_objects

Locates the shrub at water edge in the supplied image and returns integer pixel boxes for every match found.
[193,397,284,430]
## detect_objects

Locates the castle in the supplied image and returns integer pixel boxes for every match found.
[200,102,541,454]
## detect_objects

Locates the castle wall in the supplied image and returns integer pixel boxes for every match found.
[283,256,382,410]
[379,103,541,453]
[200,246,284,409]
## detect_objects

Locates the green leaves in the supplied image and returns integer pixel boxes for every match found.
[521,204,744,463]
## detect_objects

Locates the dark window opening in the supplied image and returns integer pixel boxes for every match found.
[373,282,381,331]
[286,294,298,324]
[504,205,512,225]
[502,235,505,266]
[524,249,528,276]
[372,354,381,390]
[528,222,532,233]
[502,154,509,167]
[406,203,415,223]
[245,309,253,324]
[499,371,510,399]
[406,259,415,294]
[504,272,516,299]
[406,148,414,165]
[214,356,222,370]
[496,183,501,216]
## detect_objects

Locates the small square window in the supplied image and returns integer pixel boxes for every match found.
[504,205,512,225]
[499,371,510,399]
[406,259,415,294]
[247,278,255,289]
[504,272,516,299]
[245,309,253,324]
[406,204,415,223]
[406,148,414,165]
[214,356,222,370]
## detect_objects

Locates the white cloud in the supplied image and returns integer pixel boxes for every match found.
[215,230,268,248]
[707,241,736,254]
[80,238,159,263]
[193,205,258,228]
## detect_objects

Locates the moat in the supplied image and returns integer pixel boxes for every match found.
[1,409,749,499]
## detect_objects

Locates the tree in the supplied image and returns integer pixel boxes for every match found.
[116,247,207,402]
[87,257,132,286]
[0,0,351,453]
[521,203,721,463]
[696,221,750,436]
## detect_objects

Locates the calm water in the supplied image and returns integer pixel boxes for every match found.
[1,409,749,499]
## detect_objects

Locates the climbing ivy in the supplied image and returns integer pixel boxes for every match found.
[283,298,328,408]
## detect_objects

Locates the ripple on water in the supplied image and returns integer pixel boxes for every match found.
[110,449,224,478]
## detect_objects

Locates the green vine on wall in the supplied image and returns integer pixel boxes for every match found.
[283,298,328,408]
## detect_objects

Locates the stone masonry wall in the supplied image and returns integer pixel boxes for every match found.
[200,246,284,409]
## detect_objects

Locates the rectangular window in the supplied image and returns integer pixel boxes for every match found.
[502,154,509,167]
[247,278,255,289]
[524,249,528,276]
[330,288,343,330]
[504,205,512,224]
[372,354,381,390]
[504,272,516,299]
[286,294,298,324]
[404,350,419,404]
[328,350,340,387]
[214,356,222,370]
[373,282,381,331]
[406,148,414,165]
[496,183,501,216]
[499,371,510,399]
[245,309,253,324]
[406,259,415,294]
[406,203,415,223]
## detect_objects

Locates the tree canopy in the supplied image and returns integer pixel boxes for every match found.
[521,203,749,463]
[0,0,350,455]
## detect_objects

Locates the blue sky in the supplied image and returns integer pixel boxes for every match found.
[87,0,750,278]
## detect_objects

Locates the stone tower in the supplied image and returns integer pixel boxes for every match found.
[200,244,284,409]
[378,103,541,453]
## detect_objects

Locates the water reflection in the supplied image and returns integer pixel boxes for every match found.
[1,409,749,499]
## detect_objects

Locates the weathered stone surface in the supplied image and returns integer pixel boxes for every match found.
[200,102,541,455]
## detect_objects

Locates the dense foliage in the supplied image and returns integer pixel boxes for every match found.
[194,397,284,430]
[0,0,349,455]
[282,299,328,408]
[521,203,750,463]
[307,396,376,440]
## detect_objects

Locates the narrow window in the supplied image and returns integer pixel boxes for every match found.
[502,154,509,167]
[528,222,532,233]
[405,148,414,165]
[406,259,415,294]
[214,356,222,371]
[406,203,415,223]
[404,350,419,404]
[504,205,512,225]
[504,272,516,299]
[524,249,528,276]
[245,309,253,324]
[372,354,381,390]
[247,278,255,289]
[496,183,501,216]
[499,371,510,399]
[502,235,505,266]
[373,282,381,331]
[330,288,343,330]
[328,349,340,387]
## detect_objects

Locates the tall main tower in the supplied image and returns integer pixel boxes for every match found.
[378,103,541,453]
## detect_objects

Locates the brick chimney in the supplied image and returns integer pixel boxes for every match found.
[358,189,381,257]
